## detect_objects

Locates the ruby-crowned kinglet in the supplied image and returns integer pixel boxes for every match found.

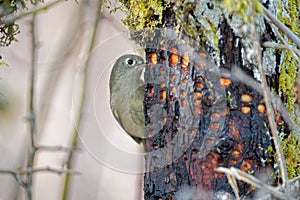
[109,54,145,144]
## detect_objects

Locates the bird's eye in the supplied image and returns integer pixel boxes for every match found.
[126,58,136,67]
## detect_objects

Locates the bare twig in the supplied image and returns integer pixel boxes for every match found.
[0,170,27,187]
[28,5,38,152]
[61,0,103,199]
[215,167,291,200]
[226,173,240,200]
[256,194,272,200]
[0,167,80,175]
[24,166,80,175]
[263,17,300,69]
[262,6,300,49]
[289,175,300,183]
[262,42,300,59]
[249,1,288,185]
[231,67,300,137]
[0,0,64,25]
[1,1,83,199]
[0,167,80,189]
[26,2,39,199]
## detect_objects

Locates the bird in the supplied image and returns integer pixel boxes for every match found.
[109,54,146,145]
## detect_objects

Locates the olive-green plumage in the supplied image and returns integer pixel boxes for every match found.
[109,54,145,144]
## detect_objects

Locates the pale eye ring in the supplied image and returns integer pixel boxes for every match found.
[126,58,136,67]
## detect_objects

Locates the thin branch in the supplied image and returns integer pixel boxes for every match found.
[263,17,300,69]
[262,41,300,59]
[28,67,36,147]
[0,170,27,187]
[250,1,289,185]
[24,166,80,175]
[262,6,300,49]
[289,175,300,183]
[226,173,240,200]
[61,0,103,199]
[231,67,300,138]
[0,167,80,188]
[215,167,291,200]
[26,2,39,199]
[28,7,38,153]
[0,167,80,175]
[0,0,64,25]
[256,194,272,200]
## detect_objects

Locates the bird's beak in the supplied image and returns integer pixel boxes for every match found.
[136,61,147,66]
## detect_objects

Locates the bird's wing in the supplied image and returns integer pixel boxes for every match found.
[112,108,121,123]
[112,106,133,138]
[129,84,145,137]
[110,83,145,140]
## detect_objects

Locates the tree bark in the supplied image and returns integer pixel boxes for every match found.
[139,1,295,199]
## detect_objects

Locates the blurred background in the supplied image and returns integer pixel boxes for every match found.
[0,0,145,199]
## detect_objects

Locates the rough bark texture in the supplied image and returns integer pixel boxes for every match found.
[142,3,278,200]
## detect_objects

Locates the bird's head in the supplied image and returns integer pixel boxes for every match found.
[110,54,144,87]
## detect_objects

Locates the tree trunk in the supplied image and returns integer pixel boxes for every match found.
[134,1,298,199]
